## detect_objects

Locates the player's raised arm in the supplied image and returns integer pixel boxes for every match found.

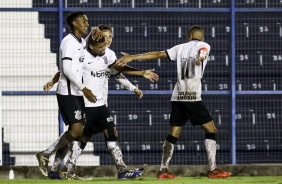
[116,51,168,66]
[112,63,159,82]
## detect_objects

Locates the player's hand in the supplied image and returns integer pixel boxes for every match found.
[195,57,204,66]
[143,69,159,82]
[43,81,54,93]
[134,88,143,99]
[91,27,103,41]
[82,87,97,103]
[116,55,133,67]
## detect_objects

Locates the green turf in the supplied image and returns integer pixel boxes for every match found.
[0,176,282,184]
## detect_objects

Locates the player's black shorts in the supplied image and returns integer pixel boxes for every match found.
[170,101,213,127]
[56,94,86,126]
[84,105,115,135]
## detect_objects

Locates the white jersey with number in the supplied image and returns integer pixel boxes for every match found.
[166,40,210,102]
[57,33,86,96]
[83,47,116,107]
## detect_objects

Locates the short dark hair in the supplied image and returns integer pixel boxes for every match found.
[187,25,204,35]
[98,24,112,32]
[66,11,86,28]
[87,35,105,46]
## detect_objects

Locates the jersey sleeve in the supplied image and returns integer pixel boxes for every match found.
[198,42,211,60]
[166,45,180,61]
[115,73,137,92]
[61,39,75,60]
[60,39,85,90]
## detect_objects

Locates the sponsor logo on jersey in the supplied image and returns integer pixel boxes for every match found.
[91,71,110,78]
[79,56,84,62]
[177,91,196,100]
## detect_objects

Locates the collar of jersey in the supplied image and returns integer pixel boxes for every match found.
[70,33,82,43]
[87,46,100,58]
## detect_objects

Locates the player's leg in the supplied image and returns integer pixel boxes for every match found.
[190,101,231,178]
[103,127,144,179]
[157,102,186,179]
[103,127,127,172]
[63,140,86,178]
[48,144,69,179]
[63,106,100,180]
[201,121,231,178]
[157,126,181,179]
[36,95,86,177]
[97,105,143,179]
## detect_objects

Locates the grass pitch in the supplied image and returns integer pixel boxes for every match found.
[0,176,282,184]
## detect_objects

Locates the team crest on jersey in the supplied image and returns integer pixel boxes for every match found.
[79,56,84,62]
[103,56,108,64]
[74,110,82,120]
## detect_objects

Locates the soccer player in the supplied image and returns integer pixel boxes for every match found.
[116,25,232,179]
[64,35,158,179]
[43,25,146,179]
[98,24,143,100]
[35,11,101,178]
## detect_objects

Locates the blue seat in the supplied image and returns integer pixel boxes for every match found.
[201,0,230,8]
[135,0,166,8]
[201,78,230,91]
[236,79,280,91]
[64,0,99,7]
[168,0,199,8]
[112,25,147,39]
[268,0,282,8]
[204,24,230,40]
[101,0,132,7]
[236,52,282,77]
[235,0,266,8]
[33,0,58,7]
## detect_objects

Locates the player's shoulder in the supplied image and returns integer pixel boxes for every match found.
[199,41,210,49]
[62,33,83,44]
[105,48,115,55]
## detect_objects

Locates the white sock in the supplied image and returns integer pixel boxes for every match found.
[44,134,64,156]
[51,143,70,172]
[66,141,82,174]
[205,139,217,171]
[107,141,127,173]
[160,140,174,171]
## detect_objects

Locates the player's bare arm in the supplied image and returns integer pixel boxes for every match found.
[112,63,159,82]
[43,71,60,92]
[116,51,168,66]
[82,87,97,103]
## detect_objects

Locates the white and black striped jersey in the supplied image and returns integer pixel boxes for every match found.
[166,40,210,102]
[57,33,86,96]
[83,47,116,107]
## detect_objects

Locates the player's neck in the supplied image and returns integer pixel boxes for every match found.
[71,30,83,42]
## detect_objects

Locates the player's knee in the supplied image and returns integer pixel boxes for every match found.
[70,123,84,138]
[201,121,217,133]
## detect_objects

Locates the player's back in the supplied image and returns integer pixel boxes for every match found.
[167,40,210,102]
